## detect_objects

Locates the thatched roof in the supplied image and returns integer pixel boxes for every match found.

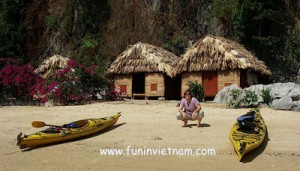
[173,35,271,75]
[35,55,69,78]
[106,42,179,77]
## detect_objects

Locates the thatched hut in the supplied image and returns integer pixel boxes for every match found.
[35,55,69,78]
[173,35,271,97]
[107,42,181,99]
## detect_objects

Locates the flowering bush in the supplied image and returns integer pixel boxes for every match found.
[103,82,118,100]
[0,64,46,100]
[0,58,109,105]
[0,58,19,67]
[46,59,107,104]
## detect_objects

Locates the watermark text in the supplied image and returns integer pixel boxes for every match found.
[99,146,216,156]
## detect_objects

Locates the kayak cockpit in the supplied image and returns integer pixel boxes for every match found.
[63,120,89,129]
[41,120,89,134]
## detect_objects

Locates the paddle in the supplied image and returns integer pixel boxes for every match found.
[32,121,61,128]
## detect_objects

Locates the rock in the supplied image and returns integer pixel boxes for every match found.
[213,84,242,104]
[291,101,300,112]
[214,82,300,112]
[287,84,300,98]
[245,84,264,103]
[271,96,294,110]
[158,97,165,101]
[266,82,296,99]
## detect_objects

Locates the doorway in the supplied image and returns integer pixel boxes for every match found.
[132,73,145,94]
[165,75,181,100]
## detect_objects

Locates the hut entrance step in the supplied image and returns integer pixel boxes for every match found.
[132,93,148,100]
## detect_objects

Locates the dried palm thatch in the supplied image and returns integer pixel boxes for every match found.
[35,55,69,78]
[106,42,179,77]
[173,35,271,76]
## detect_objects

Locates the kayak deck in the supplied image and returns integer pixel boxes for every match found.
[17,113,121,149]
[229,109,266,161]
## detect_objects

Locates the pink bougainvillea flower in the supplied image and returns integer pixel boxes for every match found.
[67,59,77,68]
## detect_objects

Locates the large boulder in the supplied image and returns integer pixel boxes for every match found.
[287,84,300,99]
[292,101,300,112]
[214,82,300,112]
[244,84,264,103]
[266,82,297,99]
[213,84,242,104]
[268,83,300,112]
[270,96,294,110]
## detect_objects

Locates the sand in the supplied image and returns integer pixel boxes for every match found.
[0,100,299,171]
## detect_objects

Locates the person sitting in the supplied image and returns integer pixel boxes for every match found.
[176,90,204,128]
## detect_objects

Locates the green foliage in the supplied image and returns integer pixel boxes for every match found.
[212,0,236,19]
[228,89,242,108]
[228,89,258,108]
[212,0,236,35]
[261,88,273,105]
[163,36,186,56]
[81,34,101,48]
[240,90,258,107]
[187,81,204,102]
[61,3,73,32]
[0,0,28,58]
[232,0,293,61]
[276,33,300,76]
[44,14,58,29]
[1,0,300,83]
[211,0,299,80]
[79,0,110,34]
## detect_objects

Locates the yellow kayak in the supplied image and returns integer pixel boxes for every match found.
[17,112,121,149]
[229,109,266,161]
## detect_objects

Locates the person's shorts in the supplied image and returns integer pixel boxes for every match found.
[176,110,204,120]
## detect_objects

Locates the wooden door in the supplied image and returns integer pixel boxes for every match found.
[202,71,218,97]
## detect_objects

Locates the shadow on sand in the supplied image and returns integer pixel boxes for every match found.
[183,123,211,128]
[21,122,126,152]
[241,127,269,163]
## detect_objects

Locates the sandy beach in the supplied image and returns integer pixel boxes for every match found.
[0,100,299,171]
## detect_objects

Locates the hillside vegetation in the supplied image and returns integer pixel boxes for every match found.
[0,0,300,82]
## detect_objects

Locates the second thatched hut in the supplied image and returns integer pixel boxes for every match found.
[173,35,271,98]
[107,42,181,100]
[35,54,69,78]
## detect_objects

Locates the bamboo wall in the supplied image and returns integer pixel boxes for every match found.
[114,70,242,99]
[145,73,164,97]
[181,70,242,97]
[218,70,240,91]
[114,74,132,96]
[181,72,202,96]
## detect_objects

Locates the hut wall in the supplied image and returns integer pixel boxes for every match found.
[145,73,164,97]
[181,72,202,96]
[218,70,240,91]
[114,74,132,96]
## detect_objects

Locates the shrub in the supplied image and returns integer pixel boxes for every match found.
[261,88,273,105]
[187,81,204,102]
[240,90,258,108]
[103,82,118,101]
[228,89,242,108]
[44,14,58,29]
[0,58,109,105]
[46,59,108,105]
[228,89,258,108]
[0,64,45,101]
